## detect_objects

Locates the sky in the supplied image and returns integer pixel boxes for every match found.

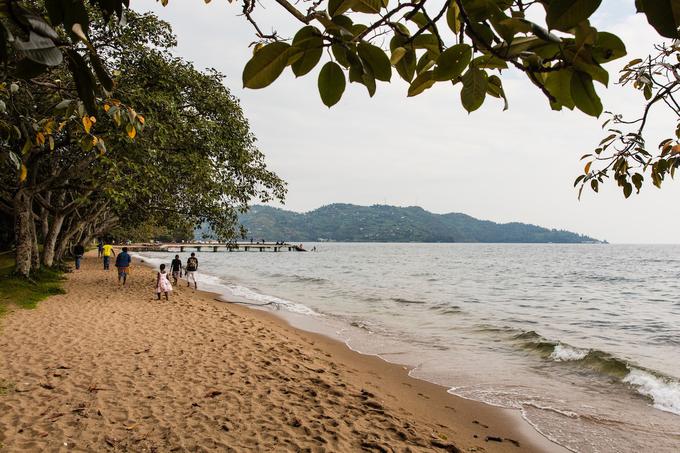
[136,0,679,243]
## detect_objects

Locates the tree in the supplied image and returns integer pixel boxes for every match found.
[1,6,285,276]
[576,41,680,198]
[91,11,286,241]
[4,0,678,197]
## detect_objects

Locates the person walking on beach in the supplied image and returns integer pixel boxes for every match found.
[170,254,183,285]
[73,243,85,270]
[155,264,172,300]
[115,247,132,285]
[185,252,198,289]
[102,242,115,270]
[97,239,103,258]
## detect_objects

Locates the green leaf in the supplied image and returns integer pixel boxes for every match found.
[416,52,437,75]
[470,54,508,69]
[318,61,346,107]
[465,22,495,47]
[545,69,575,110]
[351,0,382,14]
[632,173,643,192]
[462,0,503,22]
[546,0,602,32]
[591,32,627,64]
[407,70,436,97]
[361,72,377,97]
[89,51,114,92]
[637,0,680,39]
[570,71,603,117]
[328,0,357,17]
[589,179,598,192]
[412,34,441,54]
[460,68,488,112]
[332,44,351,68]
[13,31,63,66]
[348,58,376,97]
[486,75,508,110]
[623,182,632,198]
[446,0,461,34]
[291,26,324,77]
[433,44,472,81]
[66,49,96,115]
[390,47,407,65]
[390,36,416,82]
[406,12,431,30]
[357,41,391,81]
[243,42,291,89]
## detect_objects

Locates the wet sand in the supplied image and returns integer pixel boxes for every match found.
[0,254,566,452]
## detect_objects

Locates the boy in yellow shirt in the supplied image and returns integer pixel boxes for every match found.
[102,243,116,270]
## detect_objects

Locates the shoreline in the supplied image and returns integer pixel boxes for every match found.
[0,254,567,452]
[135,254,568,452]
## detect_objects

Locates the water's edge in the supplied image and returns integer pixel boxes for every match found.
[133,252,571,452]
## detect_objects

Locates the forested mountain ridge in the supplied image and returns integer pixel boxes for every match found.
[226,204,602,243]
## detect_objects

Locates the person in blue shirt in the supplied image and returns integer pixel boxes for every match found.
[115,247,132,285]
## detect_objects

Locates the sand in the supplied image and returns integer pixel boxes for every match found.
[0,254,565,452]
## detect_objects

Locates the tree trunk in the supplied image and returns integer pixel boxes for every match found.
[30,216,40,272]
[40,192,51,242]
[42,212,65,267]
[13,190,32,277]
[55,224,80,263]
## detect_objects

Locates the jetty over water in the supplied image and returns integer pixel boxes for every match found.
[126,242,306,253]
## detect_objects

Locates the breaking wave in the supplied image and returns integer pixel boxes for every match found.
[513,330,680,415]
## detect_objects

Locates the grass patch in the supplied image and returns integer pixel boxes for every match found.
[0,253,66,316]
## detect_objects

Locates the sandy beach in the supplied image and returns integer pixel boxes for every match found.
[0,254,564,452]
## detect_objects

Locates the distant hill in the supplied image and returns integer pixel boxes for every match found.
[229,204,601,243]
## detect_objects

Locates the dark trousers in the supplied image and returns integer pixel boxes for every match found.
[75,255,83,269]
[103,256,110,270]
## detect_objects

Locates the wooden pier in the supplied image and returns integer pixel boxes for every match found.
[125,242,306,253]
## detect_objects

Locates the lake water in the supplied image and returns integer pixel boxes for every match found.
[138,244,680,452]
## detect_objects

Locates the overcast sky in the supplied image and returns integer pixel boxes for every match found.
[137,0,679,244]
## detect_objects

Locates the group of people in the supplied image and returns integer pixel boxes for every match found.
[85,240,200,299]
[154,252,199,300]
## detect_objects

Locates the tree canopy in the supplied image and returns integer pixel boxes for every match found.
[1,6,285,276]
[2,0,678,201]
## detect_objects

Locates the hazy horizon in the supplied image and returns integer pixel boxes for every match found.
[138,0,680,244]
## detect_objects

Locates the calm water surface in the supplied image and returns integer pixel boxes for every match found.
[139,244,680,452]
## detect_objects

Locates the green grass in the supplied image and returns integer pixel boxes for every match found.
[0,253,66,316]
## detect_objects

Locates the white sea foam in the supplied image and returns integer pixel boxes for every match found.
[132,253,167,268]
[226,284,319,316]
[132,253,319,316]
[623,368,680,415]
[549,344,589,362]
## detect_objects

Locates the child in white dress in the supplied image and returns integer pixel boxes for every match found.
[156,264,173,300]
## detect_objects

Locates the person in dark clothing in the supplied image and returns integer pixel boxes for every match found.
[170,254,183,285]
[97,239,103,258]
[74,243,85,270]
[185,252,198,289]
[115,247,132,285]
